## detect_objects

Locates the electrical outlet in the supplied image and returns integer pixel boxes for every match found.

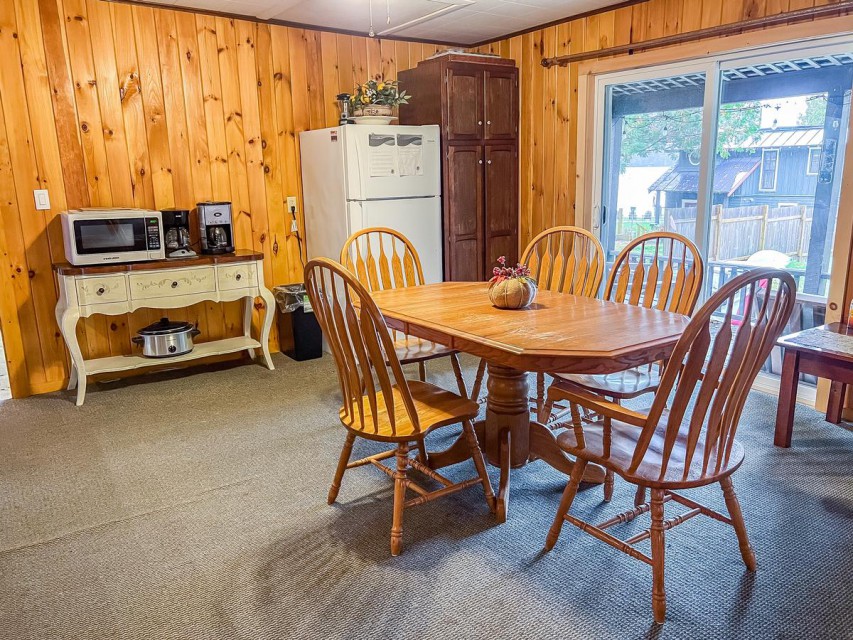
[33,189,50,211]
[287,196,297,213]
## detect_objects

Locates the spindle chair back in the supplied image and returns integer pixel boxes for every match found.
[305,258,419,437]
[341,227,424,292]
[604,232,703,315]
[637,267,796,480]
[521,226,605,296]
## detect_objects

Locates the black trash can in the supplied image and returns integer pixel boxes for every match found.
[274,284,322,361]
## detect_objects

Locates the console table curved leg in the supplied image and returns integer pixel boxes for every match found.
[57,307,86,406]
[258,287,276,371]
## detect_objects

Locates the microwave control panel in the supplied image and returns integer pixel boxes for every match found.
[146,217,161,251]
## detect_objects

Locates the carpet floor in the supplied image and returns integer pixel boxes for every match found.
[0,354,850,640]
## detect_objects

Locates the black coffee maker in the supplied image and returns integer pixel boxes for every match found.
[161,208,196,259]
[196,201,235,255]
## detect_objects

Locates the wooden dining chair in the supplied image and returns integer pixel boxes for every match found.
[543,232,704,501]
[342,227,468,397]
[304,258,495,556]
[542,267,797,623]
[470,226,605,410]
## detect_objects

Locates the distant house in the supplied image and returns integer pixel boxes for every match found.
[648,126,823,213]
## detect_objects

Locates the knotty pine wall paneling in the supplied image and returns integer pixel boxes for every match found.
[471,0,846,252]
[0,0,446,397]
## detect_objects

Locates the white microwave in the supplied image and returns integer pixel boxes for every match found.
[61,209,165,266]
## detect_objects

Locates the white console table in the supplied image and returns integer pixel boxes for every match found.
[54,250,275,405]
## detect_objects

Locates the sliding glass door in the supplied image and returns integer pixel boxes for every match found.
[594,39,853,392]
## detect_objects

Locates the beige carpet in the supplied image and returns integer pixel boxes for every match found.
[0,354,851,639]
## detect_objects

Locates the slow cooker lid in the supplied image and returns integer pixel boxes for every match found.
[138,317,195,335]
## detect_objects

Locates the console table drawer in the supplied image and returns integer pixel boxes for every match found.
[129,267,216,300]
[76,275,128,306]
[217,263,258,291]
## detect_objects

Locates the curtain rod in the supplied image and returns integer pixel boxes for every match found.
[541,2,853,68]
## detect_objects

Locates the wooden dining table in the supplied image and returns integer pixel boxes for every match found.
[370,282,691,522]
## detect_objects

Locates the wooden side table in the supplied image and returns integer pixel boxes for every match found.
[54,251,275,406]
[774,322,853,447]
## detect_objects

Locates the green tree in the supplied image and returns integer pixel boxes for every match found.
[619,101,763,170]
[797,94,827,126]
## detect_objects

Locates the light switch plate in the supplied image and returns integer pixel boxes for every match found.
[33,189,50,211]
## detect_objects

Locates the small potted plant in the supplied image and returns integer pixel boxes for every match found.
[349,79,411,124]
[488,256,537,309]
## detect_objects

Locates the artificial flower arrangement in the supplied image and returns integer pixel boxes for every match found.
[488,256,537,309]
[349,79,411,116]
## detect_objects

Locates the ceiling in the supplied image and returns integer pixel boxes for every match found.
[138,0,629,45]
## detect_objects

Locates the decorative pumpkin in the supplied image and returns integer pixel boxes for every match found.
[488,256,537,310]
[489,277,537,309]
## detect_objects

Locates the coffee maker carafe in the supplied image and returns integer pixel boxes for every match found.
[196,201,235,255]
[162,209,196,259]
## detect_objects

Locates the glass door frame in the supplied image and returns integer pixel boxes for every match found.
[586,33,853,408]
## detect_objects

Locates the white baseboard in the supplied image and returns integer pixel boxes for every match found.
[752,372,817,408]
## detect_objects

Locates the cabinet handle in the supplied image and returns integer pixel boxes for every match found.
[96,287,105,296]
[478,120,483,126]
[478,159,483,165]
[236,273,242,281]
[487,120,491,125]
[171,281,178,289]
[487,160,492,165]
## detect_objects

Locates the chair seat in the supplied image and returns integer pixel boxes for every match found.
[556,417,744,489]
[552,366,661,400]
[393,336,457,364]
[339,380,479,441]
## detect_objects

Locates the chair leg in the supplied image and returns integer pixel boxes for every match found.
[471,358,487,401]
[634,485,647,507]
[462,420,495,512]
[536,372,546,421]
[721,476,756,571]
[328,432,356,504]
[418,361,426,382]
[390,443,409,556]
[569,402,583,430]
[544,459,588,551]
[650,488,667,624]
[449,353,468,397]
[603,470,614,502]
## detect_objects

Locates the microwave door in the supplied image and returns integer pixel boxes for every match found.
[74,218,147,256]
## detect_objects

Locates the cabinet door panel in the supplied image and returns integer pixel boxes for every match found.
[484,69,517,141]
[484,145,518,270]
[445,145,484,281]
[446,65,483,141]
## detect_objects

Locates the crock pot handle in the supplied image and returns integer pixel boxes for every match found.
[131,336,144,345]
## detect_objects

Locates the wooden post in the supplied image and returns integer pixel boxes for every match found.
[799,206,808,258]
[759,205,770,251]
[712,205,723,261]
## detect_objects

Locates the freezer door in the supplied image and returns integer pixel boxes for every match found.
[299,127,348,262]
[343,125,441,201]
[347,197,443,283]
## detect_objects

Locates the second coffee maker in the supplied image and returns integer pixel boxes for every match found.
[195,201,235,255]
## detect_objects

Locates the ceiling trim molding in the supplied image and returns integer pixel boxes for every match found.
[105,0,647,50]
[467,0,648,48]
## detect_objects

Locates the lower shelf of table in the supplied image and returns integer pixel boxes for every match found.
[81,336,261,375]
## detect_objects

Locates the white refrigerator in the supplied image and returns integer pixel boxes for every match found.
[299,124,443,283]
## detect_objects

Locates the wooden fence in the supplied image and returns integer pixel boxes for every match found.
[664,205,813,261]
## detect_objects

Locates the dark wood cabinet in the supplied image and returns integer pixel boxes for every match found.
[399,54,519,281]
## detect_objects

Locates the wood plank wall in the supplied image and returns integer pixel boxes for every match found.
[0,0,448,397]
[469,0,845,252]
